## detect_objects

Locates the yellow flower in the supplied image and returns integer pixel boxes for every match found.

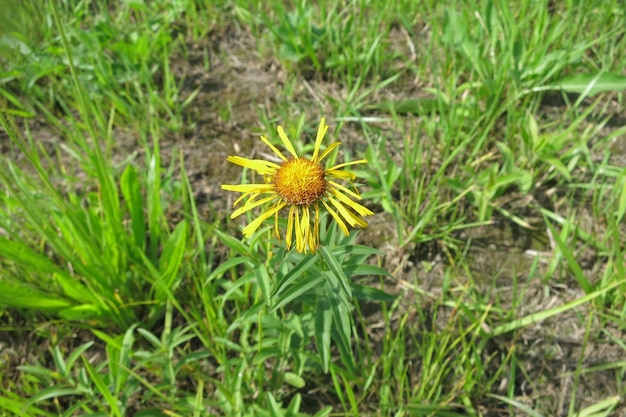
[222,118,374,253]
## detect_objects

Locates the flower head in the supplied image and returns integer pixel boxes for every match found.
[222,118,373,253]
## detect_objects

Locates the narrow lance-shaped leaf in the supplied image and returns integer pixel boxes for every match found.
[271,275,325,313]
[272,253,318,299]
[254,263,272,306]
[319,246,352,302]
[545,217,593,294]
[81,356,123,417]
[547,72,626,97]
[0,281,72,310]
[315,295,332,373]
[156,221,189,299]
[120,164,146,250]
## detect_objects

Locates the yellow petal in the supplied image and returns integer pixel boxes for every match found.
[321,200,350,235]
[325,169,356,181]
[313,202,320,248]
[311,118,329,162]
[274,208,281,241]
[293,207,303,252]
[286,205,296,250]
[327,195,368,228]
[317,141,341,163]
[241,201,286,238]
[300,205,311,253]
[231,195,277,218]
[227,156,279,174]
[328,187,374,217]
[277,126,299,158]
[260,135,288,162]
[308,205,319,252]
[328,159,367,171]
[232,192,255,208]
[222,184,275,193]
[328,180,362,200]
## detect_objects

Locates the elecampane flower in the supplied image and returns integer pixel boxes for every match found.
[222,118,373,253]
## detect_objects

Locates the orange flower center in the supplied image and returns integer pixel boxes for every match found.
[273,157,326,205]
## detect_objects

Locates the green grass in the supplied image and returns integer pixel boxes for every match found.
[1,0,626,416]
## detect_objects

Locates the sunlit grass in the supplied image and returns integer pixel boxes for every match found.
[1,0,626,416]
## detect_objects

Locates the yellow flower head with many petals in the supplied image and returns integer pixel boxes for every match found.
[222,118,373,253]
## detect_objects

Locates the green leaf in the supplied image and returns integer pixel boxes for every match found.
[207,257,250,284]
[548,72,626,96]
[133,410,168,417]
[270,275,324,312]
[617,169,626,223]
[266,392,284,417]
[323,270,351,310]
[315,296,332,373]
[285,394,303,417]
[50,345,67,377]
[0,235,62,276]
[65,342,94,377]
[273,253,318,299]
[312,407,332,417]
[331,244,382,257]
[319,246,352,301]
[365,98,440,115]
[0,281,72,310]
[284,373,305,389]
[82,356,123,417]
[215,229,251,257]
[157,221,188,297]
[147,148,162,261]
[542,157,572,181]
[0,392,55,417]
[342,264,391,277]
[351,284,395,302]
[442,8,467,46]
[115,324,137,394]
[442,8,480,75]
[24,386,86,410]
[406,402,472,417]
[576,395,620,417]
[54,272,97,304]
[254,263,272,306]
[329,311,355,373]
[340,372,358,415]
[17,365,61,384]
[278,43,303,62]
[58,304,102,321]
[120,164,146,250]
[491,278,624,336]
[252,348,282,364]
[221,270,255,304]
[545,218,592,293]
